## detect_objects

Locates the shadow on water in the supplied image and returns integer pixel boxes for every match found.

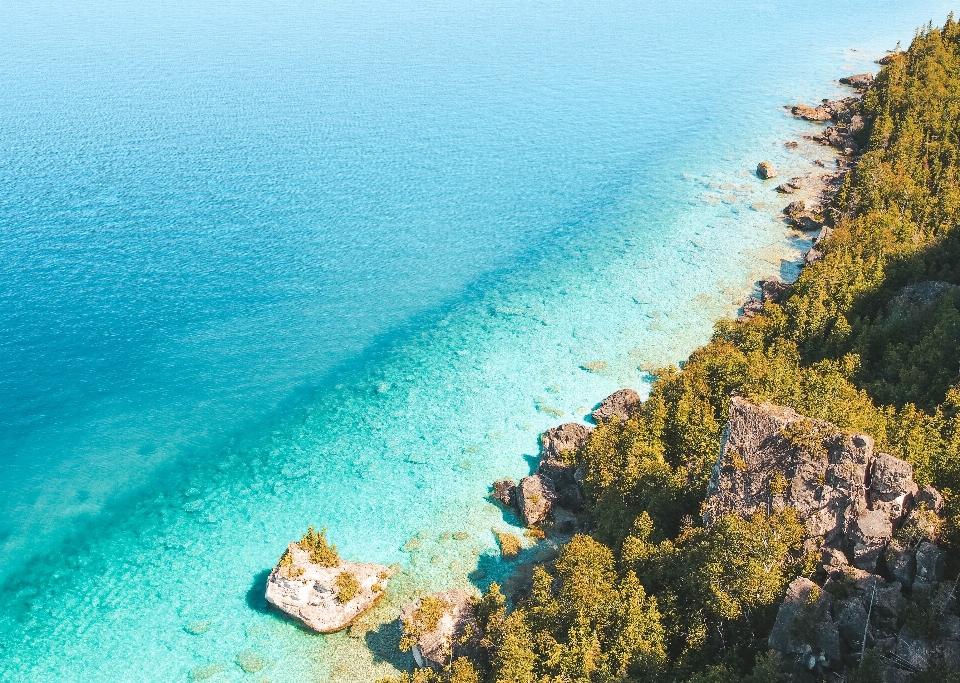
[246,568,272,613]
[365,619,411,670]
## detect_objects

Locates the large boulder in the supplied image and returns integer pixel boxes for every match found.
[265,542,390,633]
[492,479,517,508]
[760,276,789,304]
[538,422,592,510]
[915,541,946,585]
[517,474,556,527]
[400,589,476,668]
[591,389,641,424]
[869,453,918,523]
[757,161,778,179]
[850,510,894,572]
[704,397,872,548]
[840,73,874,90]
[768,577,841,671]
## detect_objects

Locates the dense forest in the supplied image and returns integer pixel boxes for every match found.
[380,16,960,683]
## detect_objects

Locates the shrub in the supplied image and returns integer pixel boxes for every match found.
[298,525,340,567]
[334,570,360,603]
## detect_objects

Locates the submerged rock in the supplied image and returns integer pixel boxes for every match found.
[265,542,390,633]
[400,589,476,668]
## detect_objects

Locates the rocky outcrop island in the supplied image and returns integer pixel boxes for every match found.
[265,526,390,633]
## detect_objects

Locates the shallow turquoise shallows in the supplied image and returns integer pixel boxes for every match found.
[0,0,954,680]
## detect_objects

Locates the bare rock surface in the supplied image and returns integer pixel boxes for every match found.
[492,479,517,507]
[538,422,593,510]
[704,396,873,547]
[518,474,556,526]
[757,161,778,179]
[840,73,874,90]
[869,452,918,522]
[265,543,390,633]
[850,510,894,571]
[591,388,641,424]
[768,577,841,673]
[400,589,476,668]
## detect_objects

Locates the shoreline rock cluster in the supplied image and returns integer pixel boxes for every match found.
[493,388,641,527]
[742,71,871,319]
[705,397,951,681]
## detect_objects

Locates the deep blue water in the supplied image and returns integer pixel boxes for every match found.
[0,0,955,680]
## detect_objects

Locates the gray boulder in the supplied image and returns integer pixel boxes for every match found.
[760,276,789,304]
[895,629,932,671]
[757,161,778,179]
[400,589,476,668]
[769,577,841,668]
[884,540,915,587]
[517,474,555,527]
[538,422,592,510]
[869,453,917,523]
[836,599,870,650]
[916,485,945,513]
[915,541,945,585]
[591,389,641,424]
[850,510,893,572]
[704,397,872,548]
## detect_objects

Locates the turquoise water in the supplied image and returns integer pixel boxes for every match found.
[0,0,954,680]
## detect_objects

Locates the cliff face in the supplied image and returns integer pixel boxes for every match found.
[705,397,950,681]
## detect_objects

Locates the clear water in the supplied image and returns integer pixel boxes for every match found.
[0,0,953,680]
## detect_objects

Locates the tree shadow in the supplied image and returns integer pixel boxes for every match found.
[365,618,412,670]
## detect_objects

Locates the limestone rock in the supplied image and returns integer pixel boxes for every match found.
[895,629,932,671]
[591,388,641,424]
[704,397,872,547]
[760,276,789,304]
[876,52,904,65]
[768,577,841,669]
[517,474,555,527]
[757,161,778,179]
[492,479,517,508]
[869,453,918,523]
[840,73,874,90]
[850,510,893,572]
[538,422,592,510]
[265,543,390,633]
[884,540,915,587]
[400,589,476,668]
[916,485,945,513]
[805,247,823,264]
[791,104,833,121]
[915,541,945,585]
